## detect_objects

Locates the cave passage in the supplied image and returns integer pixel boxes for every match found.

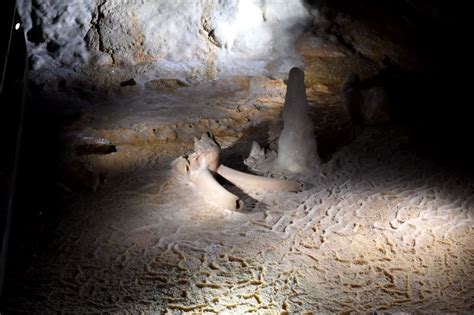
[1,0,472,313]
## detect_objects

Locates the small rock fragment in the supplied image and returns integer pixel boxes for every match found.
[145,79,189,92]
[74,137,117,156]
[120,78,137,87]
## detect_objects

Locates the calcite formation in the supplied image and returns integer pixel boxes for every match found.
[245,67,320,175]
[173,132,302,211]
[276,67,320,173]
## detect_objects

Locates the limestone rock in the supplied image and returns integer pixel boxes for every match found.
[145,79,189,92]
[18,0,313,84]
[74,137,117,156]
[276,67,320,173]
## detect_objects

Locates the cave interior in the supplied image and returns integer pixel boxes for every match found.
[0,0,472,313]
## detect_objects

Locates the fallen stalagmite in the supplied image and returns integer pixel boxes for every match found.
[216,165,302,193]
[173,132,302,210]
[172,133,242,211]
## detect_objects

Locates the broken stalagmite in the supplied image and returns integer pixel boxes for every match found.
[173,132,302,210]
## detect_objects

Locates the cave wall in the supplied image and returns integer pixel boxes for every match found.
[17,0,315,85]
[16,0,468,142]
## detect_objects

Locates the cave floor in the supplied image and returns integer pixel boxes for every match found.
[4,78,474,313]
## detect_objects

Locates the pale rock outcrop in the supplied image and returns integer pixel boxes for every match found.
[17,0,313,85]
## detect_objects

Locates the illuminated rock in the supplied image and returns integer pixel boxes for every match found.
[173,132,302,211]
[17,0,312,84]
[276,67,320,173]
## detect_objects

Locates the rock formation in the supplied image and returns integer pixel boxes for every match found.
[245,67,320,175]
[276,67,320,173]
[17,0,312,85]
[173,132,302,211]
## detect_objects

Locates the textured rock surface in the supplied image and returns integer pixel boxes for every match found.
[4,78,473,313]
[18,0,312,85]
[6,2,471,313]
[145,79,189,92]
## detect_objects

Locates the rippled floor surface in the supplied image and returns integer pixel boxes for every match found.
[4,81,473,313]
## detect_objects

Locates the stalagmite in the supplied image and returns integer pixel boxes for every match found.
[216,165,302,193]
[244,67,321,176]
[276,67,320,173]
[192,167,244,211]
[172,132,302,210]
[172,133,242,211]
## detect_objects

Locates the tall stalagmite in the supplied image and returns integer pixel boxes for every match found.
[276,67,319,173]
